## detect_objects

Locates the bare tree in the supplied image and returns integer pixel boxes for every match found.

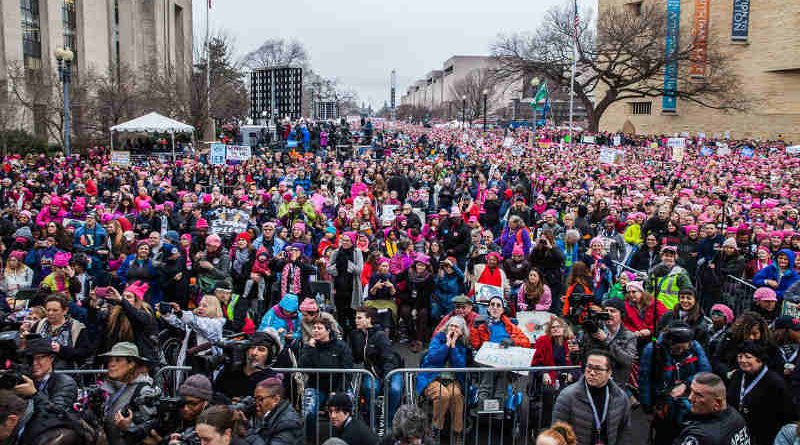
[449,68,495,121]
[87,63,141,142]
[243,38,308,69]
[492,2,744,131]
[191,34,248,135]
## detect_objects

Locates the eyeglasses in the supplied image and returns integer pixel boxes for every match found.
[585,364,610,373]
[488,302,504,308]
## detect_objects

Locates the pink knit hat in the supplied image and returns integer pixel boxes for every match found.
[205,234,222,247]
[53,252,71,268]
[124,281,150,300]
[299,298,319,312]
[710,304,734,324]
[512,243,525,256]
[753,287,777,302]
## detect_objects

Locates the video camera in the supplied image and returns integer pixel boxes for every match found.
[581,310,611,335]
[566,291,594,322]
[229,395,257,418]
[0,331,31,390]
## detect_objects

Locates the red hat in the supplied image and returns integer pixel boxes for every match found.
[235,232,251,243]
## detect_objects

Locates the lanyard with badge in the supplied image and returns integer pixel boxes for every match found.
[585,381,609,445]
[738,366,768,414]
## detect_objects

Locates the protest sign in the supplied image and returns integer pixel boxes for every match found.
[716,142,731,156]
[700,146,714,156]
[740,146,754,158]
[110,150,131,166]
[225,145,252,161]
[209,208,250,236]
[599,147,624,165]
[62,218,85,230]
[474,283,503,305]
[503,137,515,148]
[672,146,685,162]
[210,143,227,165]
[511,146,524,157]
[516,311,555,343]
[787,145,800,155]
[667,138,686,150]
[581,135,596,144]
[381,205,398,222]
[783,301,800,318]
[475,342,536,375]
[613,135,621,146]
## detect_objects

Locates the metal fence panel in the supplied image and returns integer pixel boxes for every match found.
[722,275,757,315]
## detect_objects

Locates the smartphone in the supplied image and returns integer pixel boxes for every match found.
[95,287,110,298]
[158,302,173,314]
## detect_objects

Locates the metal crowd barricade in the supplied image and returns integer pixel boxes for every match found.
[53,368,108,388]
[271,367,377,445]
[384,365,581,445]
[722,275,757,315]
[153,365,192,398]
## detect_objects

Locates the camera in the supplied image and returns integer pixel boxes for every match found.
[95,287,110,298]
[159,302,174,315]
[229,395,256,418]
[566,292,595,322]
[581,310,611,335]
[0,331,30,390]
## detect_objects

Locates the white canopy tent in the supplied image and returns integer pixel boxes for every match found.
[110,112,195,160]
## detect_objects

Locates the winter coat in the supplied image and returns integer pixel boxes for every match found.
[499,226,532,258]
[575,325,638,388]
[657,311,711,349]
[727,367,795,445]
[552,377,632,445]
[299,337,354,392]
[101,373,158,445]
[470,315,531,350]
[252,399,303,445]
[753,249,800,299]
[88,299,158,363]
[516,283,552,311]
[349,326,402,379]
[623,300,668,334]
[629,247,660,273]
[327,247,364,308]
[646,263,693,310]
[334,416,380,445]
[433,265,465,316]
[531,335,574,382]
[416,331,470,394]
[639,339,711,409]
[438,220,471,260]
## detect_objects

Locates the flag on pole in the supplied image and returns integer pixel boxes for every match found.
[531,82,548,109]
[573,0,580,43]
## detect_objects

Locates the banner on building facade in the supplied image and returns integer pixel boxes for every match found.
[731,0,750,41]
[690,0,710,78]
[662,0,681,112]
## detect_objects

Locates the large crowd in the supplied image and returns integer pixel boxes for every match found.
[0,119,799,445]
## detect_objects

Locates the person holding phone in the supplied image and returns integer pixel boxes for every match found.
[87,281,158,363]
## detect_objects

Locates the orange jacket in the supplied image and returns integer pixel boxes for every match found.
[470,315,532,350]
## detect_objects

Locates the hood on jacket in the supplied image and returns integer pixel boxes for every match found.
[775,249,797,271]
[279,293,299,312]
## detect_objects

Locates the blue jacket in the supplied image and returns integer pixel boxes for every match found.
[639,339,711,409]
[72,223,108,256]
[753,249,799,299]
[434,265,465,314]
[416,332,469,394]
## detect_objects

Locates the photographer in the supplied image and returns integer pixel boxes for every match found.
[87,282,158,363]
[639,322,712,445]
[215,332,280,399]
[15,338,77,412]
[170,405,256,445]
[571,299,637,388]
[98,342,158,445]
[164,375,215,444]
[212,280,255,335]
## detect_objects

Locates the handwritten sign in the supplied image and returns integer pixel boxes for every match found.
[110,150,131,166]
[209,207,250,236]
[210,143,227,165]
[381,205,398,222]
[475,342,535,375]
[582,135,596,144]
[599,147,624,165]
[474,283,504,305]
[516,311,555,343]
[225,145,252,161]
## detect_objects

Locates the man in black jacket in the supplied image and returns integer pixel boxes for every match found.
[438,210,471,268]
[327,392,378,445]
[251,377,303,445]
[15,338,77,411]
[677,372,750,445]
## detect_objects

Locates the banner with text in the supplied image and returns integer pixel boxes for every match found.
[662,0,681,112]
[209,207,250,236]
[690,0,710,78]
[475,342,536,375]
[731,0,750,41]
[210,143,227,165]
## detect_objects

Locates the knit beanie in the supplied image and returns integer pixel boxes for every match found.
[178,374,213,401]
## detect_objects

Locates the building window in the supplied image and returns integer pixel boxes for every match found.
[629,102,652,115]
[20,0,42,72]
[625,1,643,15]
[444,66,454,76]
[62,0,77,63]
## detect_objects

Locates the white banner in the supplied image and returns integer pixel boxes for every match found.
[110,150,131,166]
[667,137,686,149]
[516,311,555,343]
[210,143,226,165]
[582,135,596,144]
[787,145,800,154]
[225,145,252,161]
[475,342,535,375]
[599,147,624,165]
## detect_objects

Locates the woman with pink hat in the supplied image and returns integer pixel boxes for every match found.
[397,254,435,352]
[88,281,158,362]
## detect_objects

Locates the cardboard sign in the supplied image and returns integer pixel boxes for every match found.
[474,342,535,375]
[783,301,800,318]
[516,311,555,343]
[613,135,621,146]
[210,143,227,165]
[582,135,596,144]
[474,283,504,305]
[110,150,131,166]
[502,137,515,148]
[672,146,685,162]
[225,145,252,161]
[716,142,731,156]
[209,207,250,236]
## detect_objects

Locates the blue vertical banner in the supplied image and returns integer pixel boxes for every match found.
[662,0,681,113]
[731,0,750,41]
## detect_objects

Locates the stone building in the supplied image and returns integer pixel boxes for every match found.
[598,0,800,142]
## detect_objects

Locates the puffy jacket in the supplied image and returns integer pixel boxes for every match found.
[753,249,799,299]
[470,315,531,350]
[434,265,465,315]
[101,373,158,445]
[552,377,632,445]
[252,399,303,445]
[416,331,470,394]
[574,325,638,388]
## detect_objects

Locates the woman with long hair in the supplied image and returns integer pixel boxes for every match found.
[623,281,668,346]
[104,218,129,270]
[712,311,778,378]
[531,317,578,425]
[88,281,158,363]
[561,261,593,321]
[517,268,552,311]
[0,250,33,297]
[657,287,711,347]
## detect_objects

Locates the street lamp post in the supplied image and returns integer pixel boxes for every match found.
[55,48,74,157]
[461,95,467,128]
[530,77,540,129]
[482,88,489,132]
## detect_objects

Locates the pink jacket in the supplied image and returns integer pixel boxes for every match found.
[516,283,552,311]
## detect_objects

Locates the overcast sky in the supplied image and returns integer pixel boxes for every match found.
[196,0,596,109]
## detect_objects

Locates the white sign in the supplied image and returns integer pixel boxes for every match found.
[110,150,131,166]
[210,143,226,165]
[599,147,624,165]
[581,135,596,144]
[474,342,535,375]
[511,146,524,157]
[787,145,800,154]
[474,283,504,305]
[381,205,398,222]
[612,135,621,146]
[783,301,800,318]
[502,137,515,148]
[225,145,252,161]
[667,138,686,149]
[716,142,731,156]
[672,146,685,162]
[516,311,555,343]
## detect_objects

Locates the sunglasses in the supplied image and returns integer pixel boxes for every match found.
[488,302,504,308]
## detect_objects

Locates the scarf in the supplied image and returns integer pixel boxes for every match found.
[272,305,295,332]
[232,247,250,275]
[281,261,303,296]
[385,239,398,257]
